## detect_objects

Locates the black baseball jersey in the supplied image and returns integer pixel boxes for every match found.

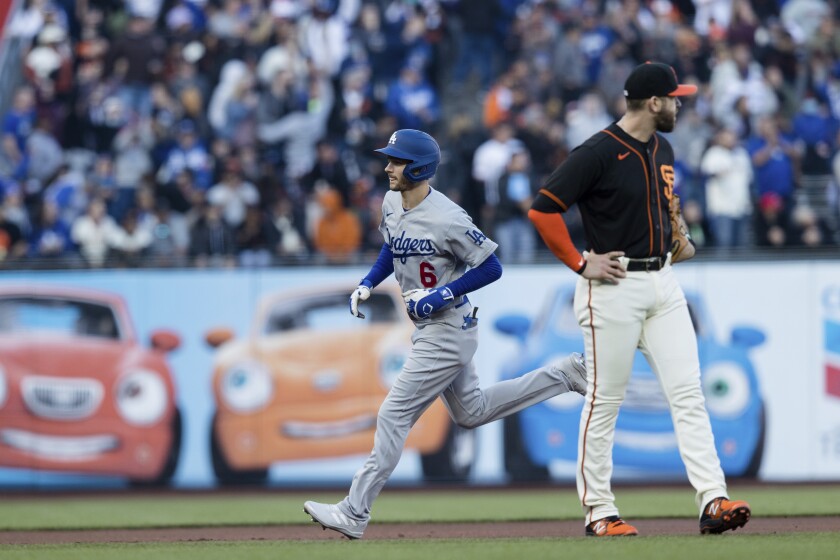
[535,122,676,259]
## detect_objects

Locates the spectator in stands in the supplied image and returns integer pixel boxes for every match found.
[0,137,27,187]
[1,185,31,242]
[494,150,536,264]
[267,196,307,260]
[563,91,612,151]
[206,158,260,228]
[110,207,152,267]
[747,115,801,220]
[107,13,165,119]
[158,168,202,217]
[208,59,259,147]
[189,202,236,268]
[312,187,361,264]
[0,205,28,264]
[301,140,352,204]
[385,64,440,131]
[755,192,791,247]
[112,118,155,210]
[790,203,832,247]
[2,86,36,154]
[700,127,754,248]
[27,199,75,262]
[42,162,86,224]
[145,198,190,268]
[157,119,213,190]
[471,121,524,231]
[236,205,280,268]
[452,0,500,91]
[298,0,351,79]
[8,0,54,41]
[71,197,119,267]
[257,74,335,179]
[552,23,587,103]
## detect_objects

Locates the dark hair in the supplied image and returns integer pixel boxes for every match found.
[626,98,648,111]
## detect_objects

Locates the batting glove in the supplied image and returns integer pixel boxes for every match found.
[403,286,454,320]
[349,280,373,319]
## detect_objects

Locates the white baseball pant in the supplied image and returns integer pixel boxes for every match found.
[574,258,729,524]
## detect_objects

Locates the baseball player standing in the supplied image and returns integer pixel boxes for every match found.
[528,63,751,536]
[304,129,587,539]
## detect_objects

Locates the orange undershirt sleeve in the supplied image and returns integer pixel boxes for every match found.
[527,208,586,274]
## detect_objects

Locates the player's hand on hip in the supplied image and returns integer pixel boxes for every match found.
[581,251,626,284]
[403,287,454,320]
[349,280,373,319]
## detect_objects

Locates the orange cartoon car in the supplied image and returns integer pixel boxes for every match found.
[206,283,474,485]
[0,285,182,485]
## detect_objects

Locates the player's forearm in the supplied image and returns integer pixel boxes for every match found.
[527,208,586,273]
[362,243,395,288]
[446,253,502,297]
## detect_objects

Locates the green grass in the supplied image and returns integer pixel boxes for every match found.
[1,485,839,531]
[3,534,840,560]
[2,485,839,559]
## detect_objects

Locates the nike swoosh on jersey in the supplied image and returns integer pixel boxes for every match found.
[618,152,630,160]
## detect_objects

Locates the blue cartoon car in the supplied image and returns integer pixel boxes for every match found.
[495,285,766,481]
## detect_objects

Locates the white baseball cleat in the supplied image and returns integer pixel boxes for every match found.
[552,352,588,395]
[303,501,367,540]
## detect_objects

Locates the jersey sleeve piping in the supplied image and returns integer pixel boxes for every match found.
[537,189,568,211]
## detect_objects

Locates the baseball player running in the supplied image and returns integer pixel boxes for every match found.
[304,129,587,539]
[528,63,751,536]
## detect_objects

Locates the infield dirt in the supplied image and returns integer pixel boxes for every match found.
[1,516,837,544]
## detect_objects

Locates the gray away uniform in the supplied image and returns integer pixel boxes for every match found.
[340,188,579,521]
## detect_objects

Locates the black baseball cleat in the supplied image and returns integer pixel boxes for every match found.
[699,497,751,534]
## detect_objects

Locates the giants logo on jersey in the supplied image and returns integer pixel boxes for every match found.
[388,229,436,263]
[660,164,675,199]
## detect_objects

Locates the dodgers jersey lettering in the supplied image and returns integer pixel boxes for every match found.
[379,188,497,293]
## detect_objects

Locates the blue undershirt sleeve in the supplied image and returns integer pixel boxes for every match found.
[362,243,395,288]
[446,253,502,297]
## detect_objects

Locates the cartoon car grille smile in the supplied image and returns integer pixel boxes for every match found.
[283,414,377,439]
[21,376,104,420]
[0,429,119,460]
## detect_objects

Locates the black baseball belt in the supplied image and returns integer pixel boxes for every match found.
[625,256,667,272]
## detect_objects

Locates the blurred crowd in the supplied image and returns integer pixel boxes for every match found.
[1,0,839,269]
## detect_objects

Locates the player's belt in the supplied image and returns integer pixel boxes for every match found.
[625,256,666,272]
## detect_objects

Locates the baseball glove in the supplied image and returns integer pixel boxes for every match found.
[669,194,696,263]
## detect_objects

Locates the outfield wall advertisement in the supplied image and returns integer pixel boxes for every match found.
[0,261,838,488]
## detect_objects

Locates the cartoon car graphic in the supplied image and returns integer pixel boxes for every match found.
[495,285,766,481]
[205,283,474,485]
[0,285,182,485]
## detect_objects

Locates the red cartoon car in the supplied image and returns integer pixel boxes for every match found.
[0,285,182,485]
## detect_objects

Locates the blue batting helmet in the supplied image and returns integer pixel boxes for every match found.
[374,129,440,182]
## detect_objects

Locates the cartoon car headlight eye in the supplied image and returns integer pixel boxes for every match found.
[702,363,750,418]
[116,370,168,425]
[379,353,405,388]
[221,362,273,413]
[0,364,7,409]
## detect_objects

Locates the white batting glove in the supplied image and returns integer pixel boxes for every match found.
[349,281,372,319]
